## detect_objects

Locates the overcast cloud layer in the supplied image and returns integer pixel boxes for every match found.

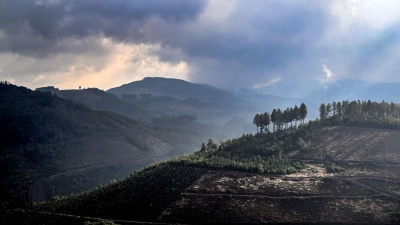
[1,0,400,90]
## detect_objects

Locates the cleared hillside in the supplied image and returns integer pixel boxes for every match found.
[291,126,400,164]
[23,125,400,224]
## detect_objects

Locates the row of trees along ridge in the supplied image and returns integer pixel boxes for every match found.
[253,103,307,133]
[319,100,400,129]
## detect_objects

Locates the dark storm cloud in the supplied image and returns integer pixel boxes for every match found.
[0,0,206,56]
[2,0,400,89]
[155,1,332,87]
[322,22,400,83]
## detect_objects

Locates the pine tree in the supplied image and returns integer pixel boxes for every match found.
[288,107,294,128]
[200,142,207,152]
[253,114,261,133]
[299,103,307,124]
[276,108,283,132]
[262,112,271,133]
[271,109,277,133]
[326,103,331,118]
[337,101,342,118]
[293,105,300,127]
[332,101,337,116]
[319,103,326,123]
[259,113,265,133]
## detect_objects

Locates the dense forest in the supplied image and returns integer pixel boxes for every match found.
[319,100,400,129]
[171,129,307,175]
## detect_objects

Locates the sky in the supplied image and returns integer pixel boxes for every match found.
[1,0,400,90]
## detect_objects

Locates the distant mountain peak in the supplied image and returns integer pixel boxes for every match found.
[107,77,235,104]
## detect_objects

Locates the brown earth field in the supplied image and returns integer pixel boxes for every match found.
[158,127,400,224]
[160,166,400,224]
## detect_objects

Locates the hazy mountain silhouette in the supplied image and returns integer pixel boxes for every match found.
[107,77,235,104]
[107,77,316,122]
[36,87,155,121]
[107,77,258,122]
[258,78,400,104]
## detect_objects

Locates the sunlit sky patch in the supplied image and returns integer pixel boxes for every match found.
[0,0,400,91]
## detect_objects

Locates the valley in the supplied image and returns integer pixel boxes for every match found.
[2,79,400,224]
[3,125,400,224]
[3,0,400,223]
[0,82,203,203]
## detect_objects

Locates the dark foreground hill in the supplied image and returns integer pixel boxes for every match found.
[0,82,203,203]
[4,118,400,224]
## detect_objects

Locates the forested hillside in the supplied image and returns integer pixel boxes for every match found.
[13,98,399,224]
[0,82,203,203]
[3,85,400,224]
[319,100,400,129]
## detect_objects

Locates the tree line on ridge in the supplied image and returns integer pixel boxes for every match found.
[253,103,307,133]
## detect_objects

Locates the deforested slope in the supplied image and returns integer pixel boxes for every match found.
[5,97,400,224]
[33,122,400,224]
[291,126,400,164]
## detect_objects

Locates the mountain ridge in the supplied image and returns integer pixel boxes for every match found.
[258,78,400,104]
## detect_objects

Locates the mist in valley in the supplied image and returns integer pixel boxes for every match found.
[2,0,400,224]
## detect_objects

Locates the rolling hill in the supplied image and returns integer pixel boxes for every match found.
[107,77,235,104]
[107,77,256,123]
[6,109,400,224]
[0,82,203,203]
[107,77,316,124]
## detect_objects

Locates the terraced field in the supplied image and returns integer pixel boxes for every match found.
[158,127,400,224]
[161,165,400,224]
